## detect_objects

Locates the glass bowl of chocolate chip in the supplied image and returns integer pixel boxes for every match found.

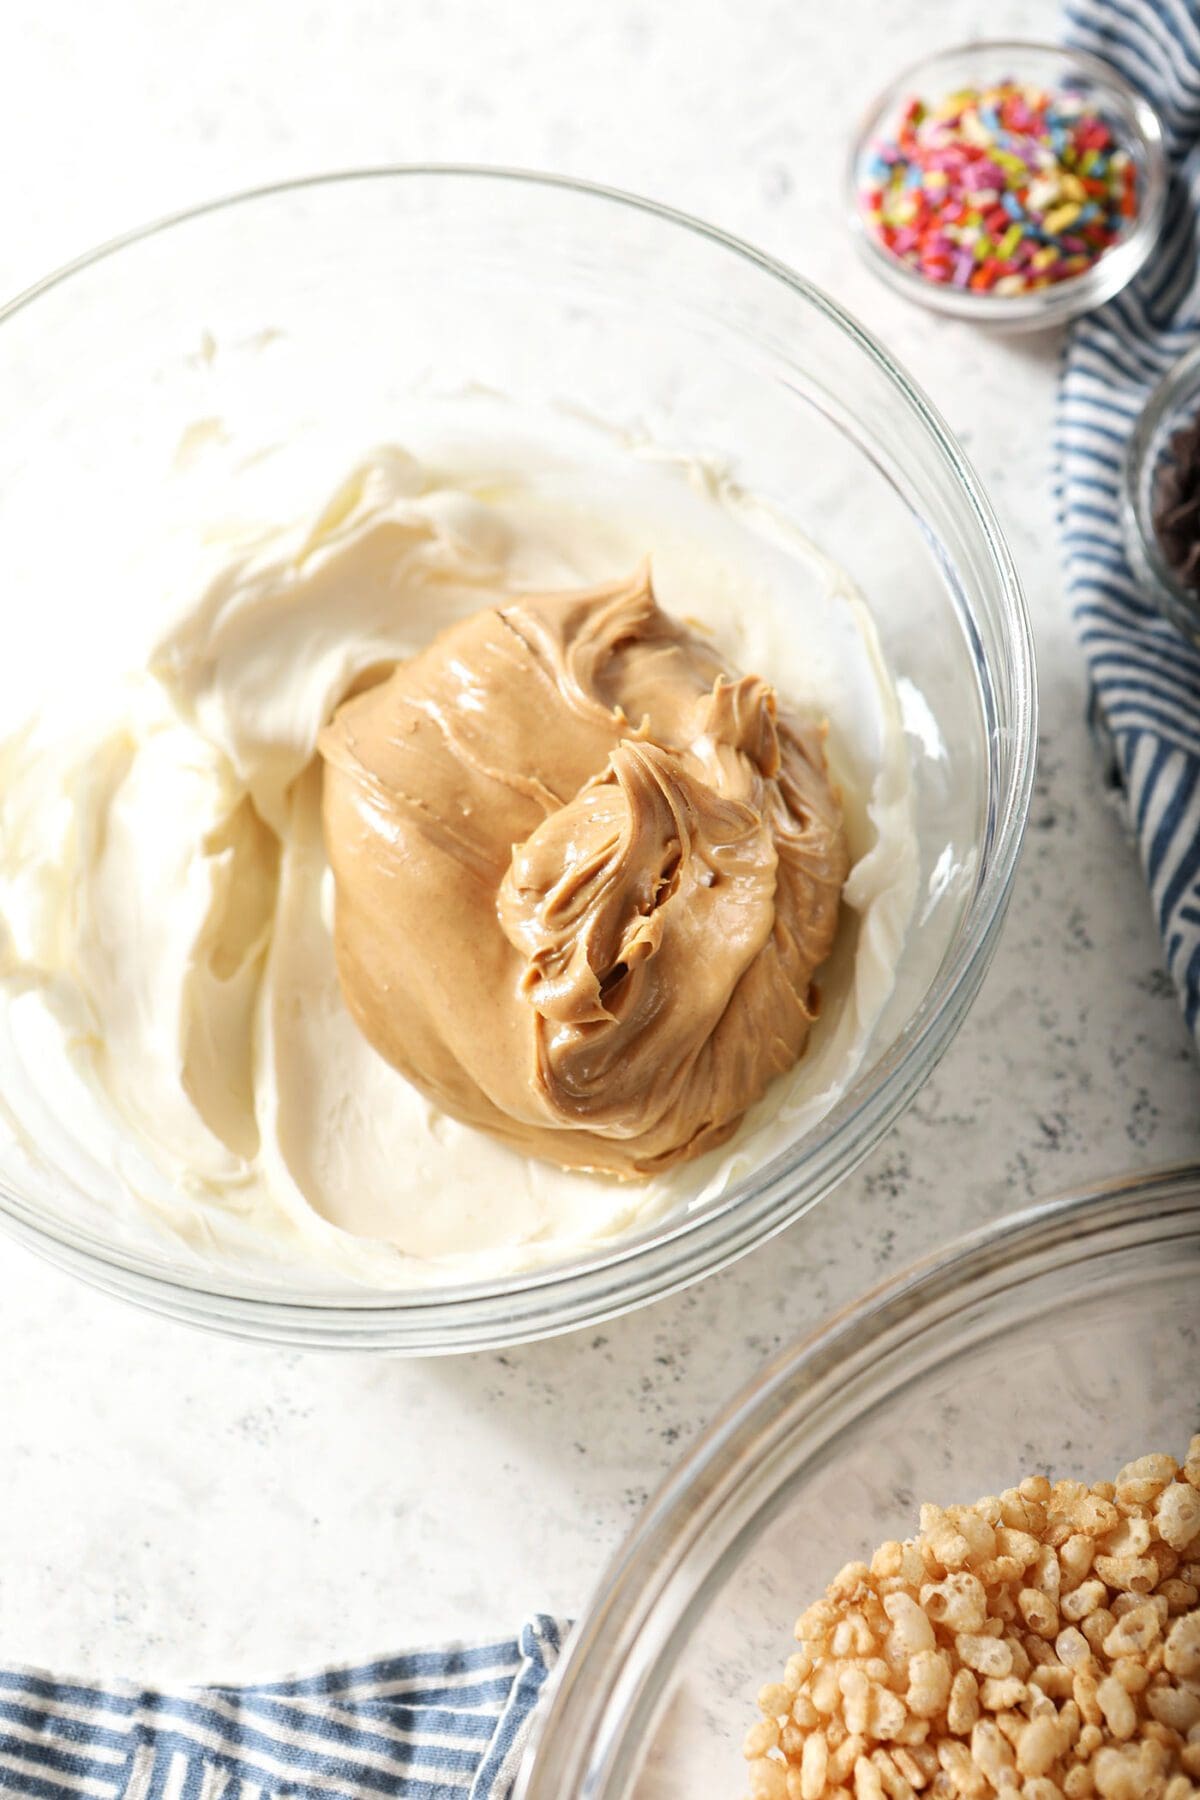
[1123,341,1200,646]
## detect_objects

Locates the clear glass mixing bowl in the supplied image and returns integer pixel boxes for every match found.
[0,170,1034,1350]
[517,1165,1200,1796]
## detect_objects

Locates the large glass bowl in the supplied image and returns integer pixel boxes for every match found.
[517,1165,1200,1796]
[0,170,1034,1350]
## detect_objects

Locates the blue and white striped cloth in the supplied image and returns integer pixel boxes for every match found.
[0,1617,565,1799]
[1059,0,1200,1044]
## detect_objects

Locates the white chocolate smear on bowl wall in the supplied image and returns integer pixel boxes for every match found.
[0,416,917,1288]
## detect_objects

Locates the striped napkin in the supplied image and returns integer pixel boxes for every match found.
[1058,0,1200,1044]
[0,1617,565,1798]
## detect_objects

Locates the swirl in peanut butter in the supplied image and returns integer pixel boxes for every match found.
[318,568,849,1177]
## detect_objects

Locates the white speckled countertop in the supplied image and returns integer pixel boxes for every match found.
[1,0,1198,1685]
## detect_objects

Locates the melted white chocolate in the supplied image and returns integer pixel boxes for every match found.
[0,434,916,1286]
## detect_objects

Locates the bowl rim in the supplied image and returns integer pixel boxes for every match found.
[514,1160,1200,1798]
[845,37,1170,331]
[0,165,1037,1348]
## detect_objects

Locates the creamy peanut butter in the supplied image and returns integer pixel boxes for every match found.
[319,567,849,1177]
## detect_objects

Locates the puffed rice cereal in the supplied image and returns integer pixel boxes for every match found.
[743,1440,1200,1799]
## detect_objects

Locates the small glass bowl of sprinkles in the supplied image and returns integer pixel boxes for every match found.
[1122,341,1200,646]
[848,41,1167,329]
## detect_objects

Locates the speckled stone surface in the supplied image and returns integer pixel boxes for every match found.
[1,0,1197,1684]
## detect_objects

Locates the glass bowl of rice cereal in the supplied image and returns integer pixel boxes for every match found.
[517,1164,1200,1799]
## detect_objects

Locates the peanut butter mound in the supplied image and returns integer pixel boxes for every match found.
[318,567,848,1177]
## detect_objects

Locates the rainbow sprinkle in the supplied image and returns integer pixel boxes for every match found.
[859,80,1136,296]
